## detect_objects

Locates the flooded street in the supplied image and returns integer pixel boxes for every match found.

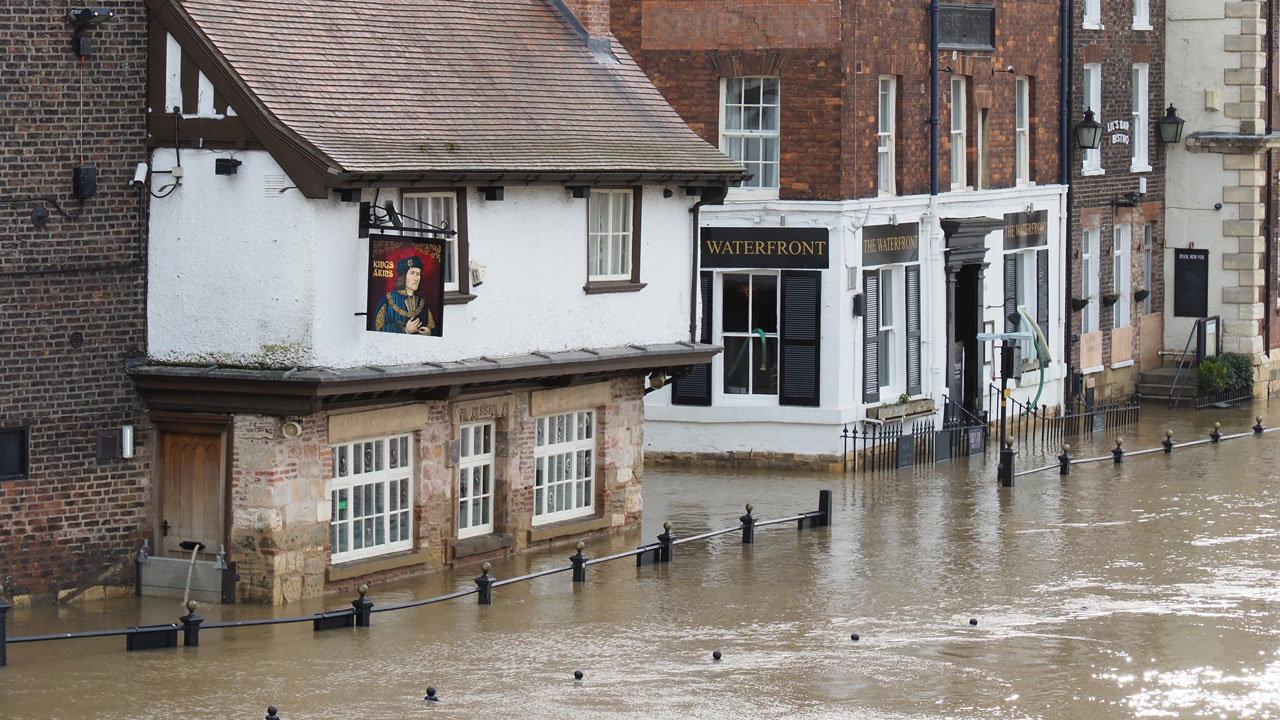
[3,402,1280,719]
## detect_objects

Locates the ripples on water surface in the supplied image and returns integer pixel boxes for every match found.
[1,404,1279,718]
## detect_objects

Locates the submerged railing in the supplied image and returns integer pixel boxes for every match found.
[0,490,832,667]
[1013,416,1276,478]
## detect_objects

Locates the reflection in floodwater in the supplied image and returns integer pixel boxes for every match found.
[1,403,1279,719]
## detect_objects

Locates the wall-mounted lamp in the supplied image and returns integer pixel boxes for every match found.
[1157,104,1186,144]
[1074,109,1103,150]
[30,203,49,229]
[281,420,303,439]
[482,186,504,201]
[121,425,135,459]
[67,8,114,59]
[851,293,865,318]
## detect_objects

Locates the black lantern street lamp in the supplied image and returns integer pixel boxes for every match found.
[1074,109,1103,150]
[1157,104,1186,144]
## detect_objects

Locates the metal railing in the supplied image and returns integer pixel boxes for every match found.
[1168,316,1219,408]
[986,385,1139,450]
[840,399,988,475]
[1013,416,1275,478]
[0,491,833,667]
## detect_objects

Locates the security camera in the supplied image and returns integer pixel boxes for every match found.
[131,162,148,187]
[67,8,114,28]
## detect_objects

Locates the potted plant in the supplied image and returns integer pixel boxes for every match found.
[1069,297,1091,312]
[1134,288,1150,303]
[867,395,935,421]
[1101,292,1120,307]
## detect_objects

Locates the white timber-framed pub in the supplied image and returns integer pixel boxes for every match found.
[129,0,744,603]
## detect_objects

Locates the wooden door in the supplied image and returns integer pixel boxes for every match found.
[159,429,225,557]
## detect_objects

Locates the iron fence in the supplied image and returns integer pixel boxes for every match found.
[986,385,1139,449]
[841,400,988,474]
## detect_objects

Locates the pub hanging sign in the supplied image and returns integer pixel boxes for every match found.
[862,222,920,265]
[366,234,444,336]
[700,227,829,269]
[1002,209,1048,250]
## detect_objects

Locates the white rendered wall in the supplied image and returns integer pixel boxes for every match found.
[148,149,695,368]
[646,185,1067,456]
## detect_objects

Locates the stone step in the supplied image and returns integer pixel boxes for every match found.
[1140,366,1191,382]
[1136,382,1196,398]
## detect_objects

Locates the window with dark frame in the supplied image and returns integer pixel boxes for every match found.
[0,427,28,480]
[585,187,643,292]
[938,4,995,51]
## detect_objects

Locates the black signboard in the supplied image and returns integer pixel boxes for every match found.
[939,3,995,51]
[700,227,829,269]
[1173,248,1209,317]
[897,434,916,469]
[862,222,920,266]
[1002,210,1049,250]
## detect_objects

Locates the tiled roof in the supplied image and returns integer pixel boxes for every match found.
[172,0,745,179]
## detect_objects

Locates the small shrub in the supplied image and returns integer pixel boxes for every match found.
[1196,356,1228,395]
[1222,352,1253,391]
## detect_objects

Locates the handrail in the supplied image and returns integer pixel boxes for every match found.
[2,491,833,659]
[1168,317,1204,409]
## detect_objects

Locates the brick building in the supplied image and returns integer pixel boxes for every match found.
[617,0,1072,463]
[1069,0,1168,402]
[0,3,150,602]
[1165,0,1280,395]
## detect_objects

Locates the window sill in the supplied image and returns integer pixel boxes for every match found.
[528,513,610,543]
[725,187,780,202]
[1082,21,1103,30]
[1112,359,1135,369]
[452,532,514,560]
[1080,365,1105,375]
[327,547,433,582]
[584,281,646,295]
[1130,164,1152,174]
[1132,22,1153,31]
[443,292,477,305]
[1081,167,1106,177]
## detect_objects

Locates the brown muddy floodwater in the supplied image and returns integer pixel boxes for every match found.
[3,402,1280,719]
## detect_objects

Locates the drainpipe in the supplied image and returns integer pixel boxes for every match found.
[1266,0,1275,350]
[690,186,729,342]
[930,0,940,197]
[1060,0,1075,401]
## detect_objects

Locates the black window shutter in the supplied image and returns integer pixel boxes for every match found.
[780,271,821,406]
[906,265,922,396]
[672,271,713,406]
[862,270,881,403]
[1036,249,1050,343]
[1004,254,1018,332]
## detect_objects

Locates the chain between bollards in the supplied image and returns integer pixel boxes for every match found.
[569,542,589,583]
[1058,444,1071,475]
[1112,437,1125,464]
[1162,430,1174,453]
[474,562,493,605]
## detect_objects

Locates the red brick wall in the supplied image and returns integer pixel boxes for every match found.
[1068,0,1167,380]
[565,0,611,37]
[0,1,150,599]
[611,0,1062,201]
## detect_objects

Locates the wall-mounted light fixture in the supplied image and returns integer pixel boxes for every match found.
[67,8,114,59]
[214,158,242,175]
[121,425,135,459]
[482,186,504,201]
[1074,109,1103,150]
[1157,104,1186,145]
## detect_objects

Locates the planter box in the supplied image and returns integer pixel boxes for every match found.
[867,398,935,422]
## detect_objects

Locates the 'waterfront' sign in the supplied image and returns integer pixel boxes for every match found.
[1002,210,1048,250]
[862,222,920,265]
[700,227,829,269]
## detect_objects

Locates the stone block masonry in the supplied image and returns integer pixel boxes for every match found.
[0,1,151,602]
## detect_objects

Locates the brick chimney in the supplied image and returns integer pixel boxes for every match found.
[562,0,610,38]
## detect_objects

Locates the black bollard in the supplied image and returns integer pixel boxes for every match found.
[351,583,373,626]
[999,436,1015,487]
[266,706,280,720]
[657,522,674,563]
[817,489,832,527]
[969,618,978,626]
[573,670,584,681]
[569,542,589,583]
[1162,430,1174,453]
[180,600,203,647]
[712,650,722,661]
[474,562,493,605]
[0,585,10,667]
[1058,444,1071,476]
[1112,437,1124,464]
[1210,422,1222,443]
[740,504,755,544]
[424,687,439,702]
[1255,416,1265,434]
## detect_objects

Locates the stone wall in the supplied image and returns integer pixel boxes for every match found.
[227,377,644,603]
